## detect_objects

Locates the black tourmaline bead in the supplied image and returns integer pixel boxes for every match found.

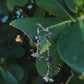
[35,35,41,41]
[46,56,52,62]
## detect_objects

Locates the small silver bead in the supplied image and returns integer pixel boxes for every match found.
[35,35,41,41]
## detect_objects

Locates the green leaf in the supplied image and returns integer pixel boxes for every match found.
[0,66,7,84]
[40,42,52,55]
[33,8,46,17]
[55,0,75,13]
[74,0,84,6]
[6,0,29,11]
[5,71,19,84]
[65,0,77,13]
[0,67,19,84]
[7,64,24,80]
[29,40,36,48]
[10,18,71,42]
[10,18,71,55]
[36,43,62,77]
[57,19,84,73]
[10,18,71,76]
[0,0,9,15]
[79,74,84,80]
[35,0,75,22]
[0,58,5,64]
[19,68,29,84]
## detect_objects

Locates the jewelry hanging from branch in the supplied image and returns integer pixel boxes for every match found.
[31,22,61,83]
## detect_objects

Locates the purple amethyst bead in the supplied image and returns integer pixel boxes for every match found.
[46,56,52,62]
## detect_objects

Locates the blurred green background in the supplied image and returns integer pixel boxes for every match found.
[0,0,84,84]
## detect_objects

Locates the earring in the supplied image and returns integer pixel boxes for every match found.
[31,22,54,82]
[31,28,44,60]
[31,22,49,59]
[43,74,54,82]
[43,32,54,82]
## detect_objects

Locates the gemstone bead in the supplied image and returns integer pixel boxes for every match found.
[35,35,41,41]
[46,56,52,62]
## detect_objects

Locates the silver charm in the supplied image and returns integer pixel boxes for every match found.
[31,53,44,60]
[43,75,54,82]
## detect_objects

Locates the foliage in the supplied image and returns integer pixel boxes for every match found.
[0,0,84,84]
[6,0,29,11]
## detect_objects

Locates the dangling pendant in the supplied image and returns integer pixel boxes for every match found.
[43,75,54,82]
[31,28,44,60]
[31,53,44,60]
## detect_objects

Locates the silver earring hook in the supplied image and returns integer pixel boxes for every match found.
[46,62,50,75]
[36,22,49,32]
[35,22,54,82]
[37,28,40,35]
